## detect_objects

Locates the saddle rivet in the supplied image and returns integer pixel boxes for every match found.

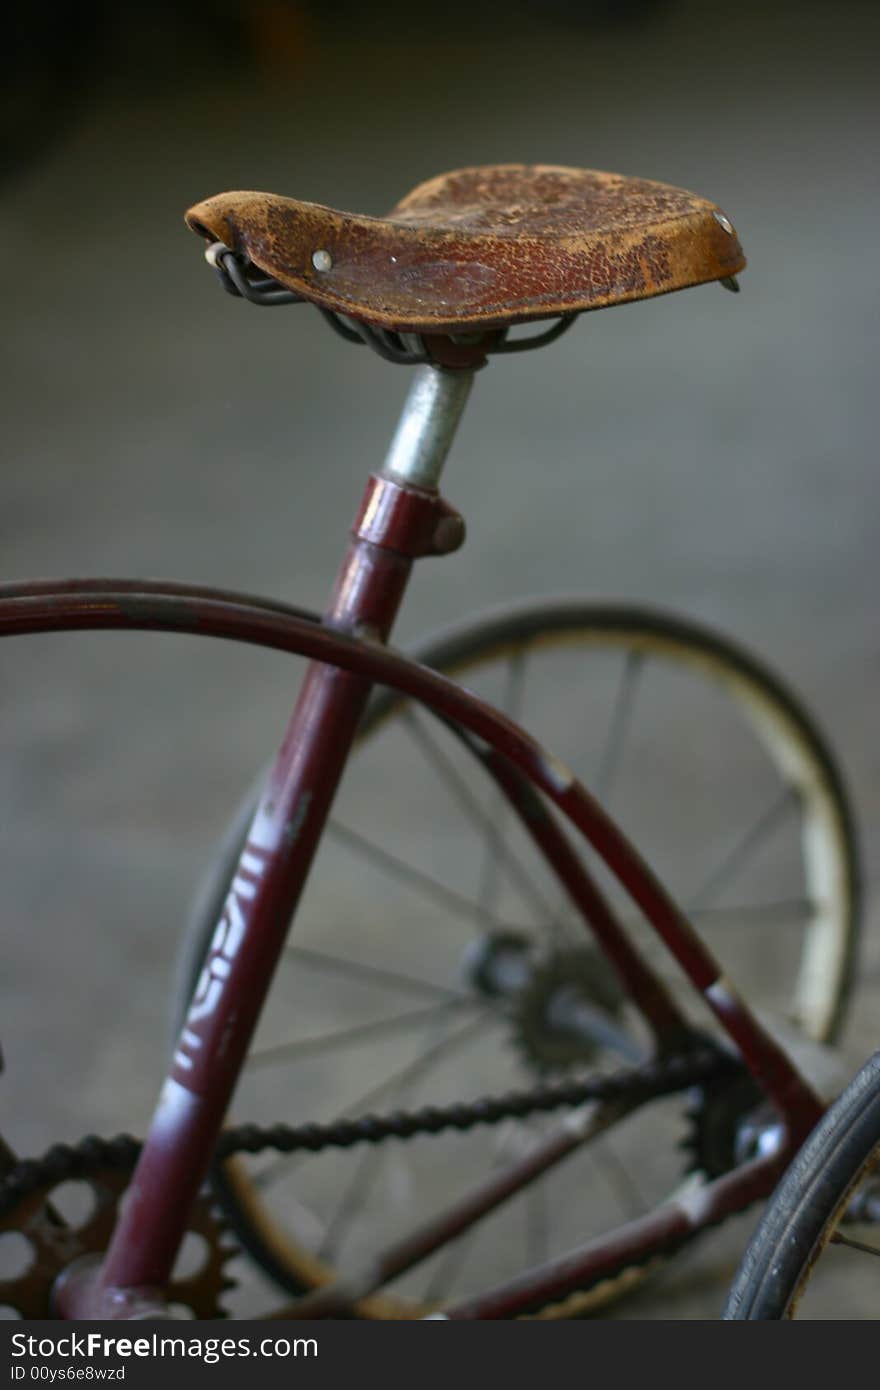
[312,249,333,272]
[713,211,734,235]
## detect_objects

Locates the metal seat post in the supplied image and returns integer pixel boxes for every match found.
[381,364,474,490]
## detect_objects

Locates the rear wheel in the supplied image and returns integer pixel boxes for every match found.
[174,599,861,1315]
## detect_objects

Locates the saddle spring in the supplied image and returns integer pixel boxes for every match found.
[205,241,578,365]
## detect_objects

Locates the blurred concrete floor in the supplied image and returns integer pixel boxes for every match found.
[1,0,878,1318]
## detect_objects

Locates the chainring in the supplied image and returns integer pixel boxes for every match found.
[0,1148,237,1319]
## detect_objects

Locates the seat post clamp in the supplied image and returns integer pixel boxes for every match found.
[353,474,465,558]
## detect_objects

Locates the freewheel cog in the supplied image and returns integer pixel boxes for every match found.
[682,1073,767,1179]
[512,947,630,1072]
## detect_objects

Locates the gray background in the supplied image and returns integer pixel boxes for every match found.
[2,0,878,1317]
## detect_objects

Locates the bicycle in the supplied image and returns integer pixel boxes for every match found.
[0,164,865,1320]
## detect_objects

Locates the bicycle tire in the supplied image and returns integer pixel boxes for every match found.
[723,1050,880,1318]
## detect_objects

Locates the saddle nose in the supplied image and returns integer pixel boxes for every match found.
[186,190,296,256]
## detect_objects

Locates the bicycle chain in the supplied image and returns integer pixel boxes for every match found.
[0,1044,737,1222]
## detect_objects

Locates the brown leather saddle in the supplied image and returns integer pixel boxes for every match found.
[186,164,744,335]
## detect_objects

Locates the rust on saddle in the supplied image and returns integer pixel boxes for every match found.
[186,164,745,334]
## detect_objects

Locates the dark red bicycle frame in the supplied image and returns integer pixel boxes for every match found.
[0,472,825,1320]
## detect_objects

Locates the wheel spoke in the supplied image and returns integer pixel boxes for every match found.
[401,705,556,923]
[318,1143,382,1262]
[282,943,462,1002]
[594,650,644,803]
[687,787,799,910]
[471,650,577,946]
[478,651,527,916]
[312,1009,494,1121]
[543,650,645,947]
[246,998,473,1072]
[327,819,525,934]
[588,1136,647,1219]
[251,1009,499,1193]
[690,898,815,927]
[317,1010,450,1262]
[830,1231,880,1260]
[422,1222,481,1303]
[525,1157,551,1269]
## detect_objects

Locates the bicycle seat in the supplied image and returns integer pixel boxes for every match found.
[186,164,744,334]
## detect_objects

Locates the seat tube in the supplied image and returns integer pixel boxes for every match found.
[66,366,474,1311]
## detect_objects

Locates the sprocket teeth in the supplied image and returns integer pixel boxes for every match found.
[681,1073,765,1181]
[0,1137,238,1319]
[511,947,632,1073]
